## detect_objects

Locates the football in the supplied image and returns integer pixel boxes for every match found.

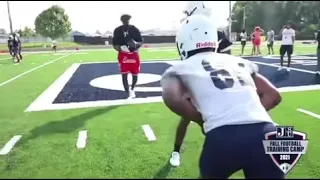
[161,76,202,121]
[127,39,137,52]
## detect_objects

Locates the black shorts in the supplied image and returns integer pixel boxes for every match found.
[267,41,274,47]
[241,40,246,47]
[199,122,285,179]
[280,45,293,55]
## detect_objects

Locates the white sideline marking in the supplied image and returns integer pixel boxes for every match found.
[0,57,12,61]
[253,61,316,74]
[0,54,30,61]
[78,58,180,64]
[297,109,320,120]
[26,63,81,112]
[278,85,320,93]
[0,52,75,88]
[0,135,22,155]
[76,130,88,149]
[142,124,156,141]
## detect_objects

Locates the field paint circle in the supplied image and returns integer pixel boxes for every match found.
[90,73,163,92]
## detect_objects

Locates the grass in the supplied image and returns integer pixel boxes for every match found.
[0,44,319,178]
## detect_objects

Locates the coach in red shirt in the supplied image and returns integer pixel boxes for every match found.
[113,14,143,99]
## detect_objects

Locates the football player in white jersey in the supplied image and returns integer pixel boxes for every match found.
[161,15,284,179]
[169,1,233,167]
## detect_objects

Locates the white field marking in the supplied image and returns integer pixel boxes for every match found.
[76,130,88,149]
[79,58,180,64]
[141,124,156,141]
[0,52,75,88]
[26,60,320,112]
[0,46,176,55]
[54,53,68,56]
[0,57,12,61]
[25,63,81,112]
[74,52,88,55]
[147,48,176,52]
[278,85,320,93]
[0,54,30,61]
[0,135,22,155]
[252,61,317,74]
[297,109,320,120]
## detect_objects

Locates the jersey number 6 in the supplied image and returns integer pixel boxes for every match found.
[201,60,246,90]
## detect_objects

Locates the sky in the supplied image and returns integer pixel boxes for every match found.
[0,1,234,34]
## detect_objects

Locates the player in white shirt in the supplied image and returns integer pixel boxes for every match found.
[161,15,283,179]
[279,22,295,71]
[52,40,57,52]
[267,29,275,55]
[169,1,234,168]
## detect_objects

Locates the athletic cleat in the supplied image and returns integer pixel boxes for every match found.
[128,90,136,99]
[316,71,320,75]
[170,151,181,167]
[286,67,291,72]
[278,67,284,71]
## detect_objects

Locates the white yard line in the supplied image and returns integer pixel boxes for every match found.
[25,63,81,112]
[253,61,316,74]
[0,57,12,61]
[0,52,75,88]
[141,124,156,141]
[297,108,320,120]
[76,130,88,149]
[0,54,30,61]
[0,135,22,155]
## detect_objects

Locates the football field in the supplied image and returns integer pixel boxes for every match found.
[0,43,320,178]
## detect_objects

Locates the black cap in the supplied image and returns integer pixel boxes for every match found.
[121,14,131,20]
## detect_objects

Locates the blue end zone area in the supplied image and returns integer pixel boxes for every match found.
[53,62,170,103]
[53,55,320,104]
[247,55,320,87]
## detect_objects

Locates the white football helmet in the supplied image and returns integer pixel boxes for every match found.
[181,1,212,22]
[176,14,219,60]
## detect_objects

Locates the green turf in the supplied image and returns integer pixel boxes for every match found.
[0,44,319,178]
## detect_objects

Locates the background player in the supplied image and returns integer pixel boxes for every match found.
[112,14,143,99]
[7,35,14,58]
[279,22,295,71]
[267,29,275,55]
[16,33,23,61]
[12,33,21,63]
[169,1,233,167]
[52,39,57,53]
[162,15,283,179]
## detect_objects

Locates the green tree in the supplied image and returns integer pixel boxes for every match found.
[231,1,320,35]
[16,26,37,37]
[34,5,72,40]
